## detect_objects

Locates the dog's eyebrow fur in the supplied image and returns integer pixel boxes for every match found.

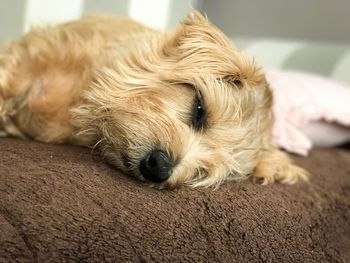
[222,75,244,89]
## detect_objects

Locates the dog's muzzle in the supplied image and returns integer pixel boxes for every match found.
[139,150,172,183]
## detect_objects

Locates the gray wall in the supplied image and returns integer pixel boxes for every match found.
[202,0,350,43]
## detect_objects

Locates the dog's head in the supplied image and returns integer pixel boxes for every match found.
[75,11,273,188]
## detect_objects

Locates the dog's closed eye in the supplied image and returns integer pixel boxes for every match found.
[181,83,206,131]
[192,94,205,131]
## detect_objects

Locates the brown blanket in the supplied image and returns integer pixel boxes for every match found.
[0,137,349,262]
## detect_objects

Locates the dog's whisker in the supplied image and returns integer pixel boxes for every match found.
[91,138,107,154]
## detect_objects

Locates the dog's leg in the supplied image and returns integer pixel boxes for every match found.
[0,33,92,143]
[253,147,308,185]
[0,44,27,138]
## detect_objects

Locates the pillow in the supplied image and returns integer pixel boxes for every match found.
[267,69,350,155]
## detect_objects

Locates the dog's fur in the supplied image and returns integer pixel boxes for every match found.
[0,11,307,188]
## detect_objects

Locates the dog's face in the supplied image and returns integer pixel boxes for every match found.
[76,11,273,188]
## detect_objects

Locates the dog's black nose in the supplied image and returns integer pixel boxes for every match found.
[139,150,172,183]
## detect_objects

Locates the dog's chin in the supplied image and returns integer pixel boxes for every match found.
[145,176,194,189]
[129,169,175,189]
[121,169,173,189]
[114,161,169,188]
[123,165,190,189]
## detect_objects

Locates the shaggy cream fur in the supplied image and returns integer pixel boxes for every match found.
[0,11,308,188]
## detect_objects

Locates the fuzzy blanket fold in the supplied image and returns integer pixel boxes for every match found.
[268,69,350,155]
[1,138,350,262]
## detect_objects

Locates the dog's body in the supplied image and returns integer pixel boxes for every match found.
[0,12,307,187]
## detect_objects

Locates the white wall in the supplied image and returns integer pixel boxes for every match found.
[202,0,350,43]
[0,0,201,43]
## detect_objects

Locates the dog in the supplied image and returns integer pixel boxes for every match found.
[0,11,308,188]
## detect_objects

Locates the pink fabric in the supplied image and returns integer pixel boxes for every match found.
[266,69,350,156]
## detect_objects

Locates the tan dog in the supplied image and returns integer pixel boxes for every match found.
[0,11,307,188]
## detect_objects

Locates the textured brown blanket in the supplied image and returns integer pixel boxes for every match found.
[0,138,349,262]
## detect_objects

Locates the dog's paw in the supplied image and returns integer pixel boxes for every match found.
[253,148,309,185]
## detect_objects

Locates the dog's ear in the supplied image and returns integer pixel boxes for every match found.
[162,9,264,88]
[162,10,206,51]
[183,9,208,25]
[164,9,232,52]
